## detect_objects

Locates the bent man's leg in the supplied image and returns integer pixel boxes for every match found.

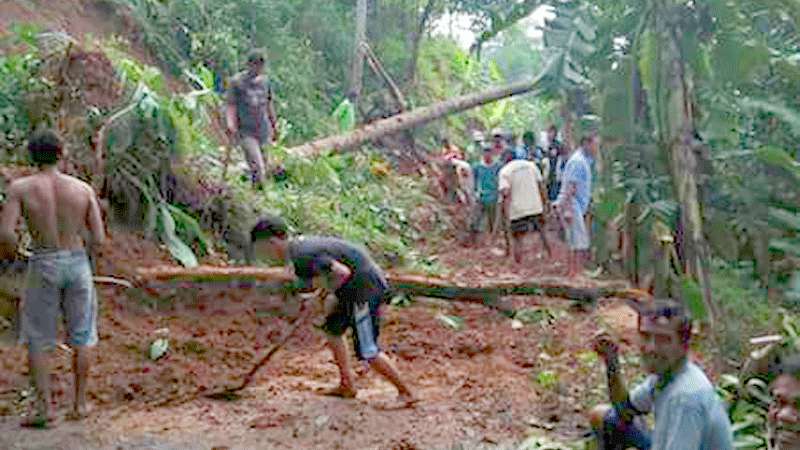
[588,404,651,450]
[325,334,357,398]
[355,298,417,406]
[369,353,417,405]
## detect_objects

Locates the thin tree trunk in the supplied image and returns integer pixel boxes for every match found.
[289,70,548,158]
[361,42,407,111]
[405,0,436,86]
[349,0,368,107]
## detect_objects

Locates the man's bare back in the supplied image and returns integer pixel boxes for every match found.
[1,168,104,252]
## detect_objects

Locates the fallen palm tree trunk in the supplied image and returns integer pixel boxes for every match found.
[287,65,550,158]
[133,265,642,305]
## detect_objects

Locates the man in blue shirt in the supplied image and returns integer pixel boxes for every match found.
[554,134,597,278]
[589,299,733,450]
[470,147,500,245]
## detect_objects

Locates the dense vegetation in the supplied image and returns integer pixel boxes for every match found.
[3,0,800,446]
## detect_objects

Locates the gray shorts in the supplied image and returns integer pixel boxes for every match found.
[19,249,98,353]
[565,207,590,251]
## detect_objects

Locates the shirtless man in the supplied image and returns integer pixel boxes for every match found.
[0,129,106,428]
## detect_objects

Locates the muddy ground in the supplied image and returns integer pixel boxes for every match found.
[0,225,715,450]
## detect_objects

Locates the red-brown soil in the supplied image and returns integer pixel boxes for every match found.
[0,223,715,450]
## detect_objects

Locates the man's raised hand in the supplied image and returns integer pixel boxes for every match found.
[592,331,619,363]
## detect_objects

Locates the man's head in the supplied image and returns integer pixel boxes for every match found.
[501,149,515,164]
[547,125,558,141]
[636,299,692,375]
[769,353,800,450]
[441,137,450,147]
[28,128,62,167]
[482,146,493,163]
[522,131,536,147]
[246,50,266,75]
[491,129,506,150]
[581,133,599,158]
[250,214,290,262]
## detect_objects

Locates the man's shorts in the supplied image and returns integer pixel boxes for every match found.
[321,290,384,361]
[471,201,496,233]
[510,214,543,235]
[597,408,652,450]
[19,249,98,354]
[565,207,590,251]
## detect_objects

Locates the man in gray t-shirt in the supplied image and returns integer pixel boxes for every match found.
[588,299,733,450]
[226,50,277,188]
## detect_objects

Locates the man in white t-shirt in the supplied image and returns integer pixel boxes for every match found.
[451,158,475,207]
[498,151,551,264]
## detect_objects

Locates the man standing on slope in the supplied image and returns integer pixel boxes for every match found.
[250,215,418,407]
[498,151,551,265]
[0,129,106,428]
[554,133,597,278]
[226,50,278,189]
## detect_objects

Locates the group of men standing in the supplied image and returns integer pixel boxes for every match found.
[440,125,597,277]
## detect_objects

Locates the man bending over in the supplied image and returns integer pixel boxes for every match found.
[0,129,106,428]
[249,215,417,407]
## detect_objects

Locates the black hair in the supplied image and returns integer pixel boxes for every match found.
[250,214,288,242]
[776,353,800,378]
[637,298,692,345]
[28,128,62,166]
[522,131,536,143]
[247,49,266,65]
[548,124,558,132]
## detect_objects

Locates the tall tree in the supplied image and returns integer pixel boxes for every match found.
[405,0,438,86]
[349,0,368,108]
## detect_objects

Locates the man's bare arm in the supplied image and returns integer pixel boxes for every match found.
[537,181,548,213]
[267,86,277,140]
[593,333,635,421]
[225,102,238,135]
[0,182,22,257]
[86,187,106,247]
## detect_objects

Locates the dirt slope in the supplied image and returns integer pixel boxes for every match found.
[0,227,698,450]
[1,0,180,91]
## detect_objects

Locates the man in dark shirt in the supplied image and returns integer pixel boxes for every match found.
[545,125,566,201]
[226,50,277,188]
[250,215,417,407]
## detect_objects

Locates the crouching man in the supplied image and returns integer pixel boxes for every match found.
[765,352,800,449]
[249,215,418,407]
[588,299,733,449]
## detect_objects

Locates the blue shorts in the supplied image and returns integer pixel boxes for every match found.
[321,291,383,361]
[19,250,98,353]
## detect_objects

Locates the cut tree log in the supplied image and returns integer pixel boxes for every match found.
[133,265,644,306]
[287,65,550,158]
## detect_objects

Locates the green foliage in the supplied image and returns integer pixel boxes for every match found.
[0,25,49,157]
[535,370,559,389]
